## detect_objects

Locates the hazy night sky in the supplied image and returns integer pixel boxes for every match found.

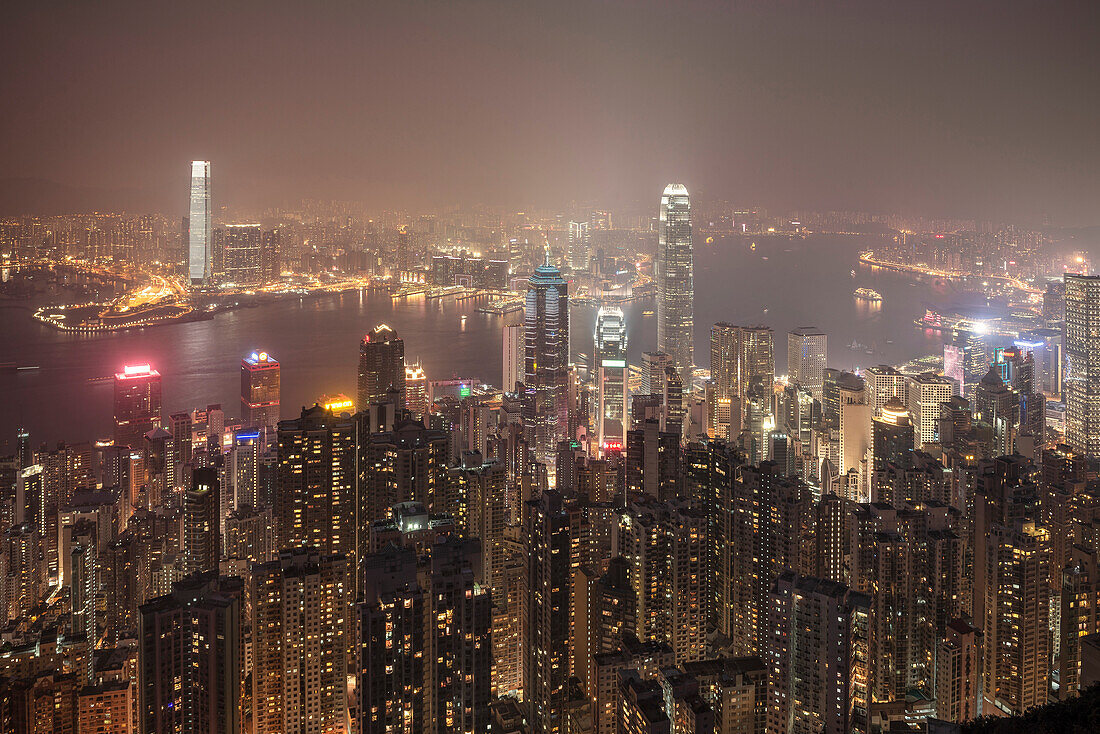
[2,0,1098,222]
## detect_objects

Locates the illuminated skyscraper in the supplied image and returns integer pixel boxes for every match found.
[787,326,826,401]
[358,324,406,409]
[503,322,524,392]
[183,468,220,576]
[188,160,211,285]
[906,372,955,448]
[524,255,569,466]
[113,364,162,449]
[222,223,263,285]
[568,219,590,271]
[595,306,628,454]
[405,362,428,420]
[1065,274,1100,458]
[241,350,280,430]
[657,184,694,386]
[251,549,350,734]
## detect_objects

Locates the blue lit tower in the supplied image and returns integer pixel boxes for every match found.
[657,184,694,387]
[188,160,212,285]
[524,253,570,466]
[594,306,628,454]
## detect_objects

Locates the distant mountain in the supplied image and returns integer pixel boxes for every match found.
[0,178,175,216]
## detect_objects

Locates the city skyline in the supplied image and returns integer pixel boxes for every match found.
[3,4,1100,733]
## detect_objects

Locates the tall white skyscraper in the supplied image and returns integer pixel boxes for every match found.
[594,306,628,454]
[525,257,569,466]
[656,184,694,388]
[1065,274,1100,458]
[188,160,212,285]
[906,372,955,448]
[568,220,590,271]
[788,326,827,401]
[502,322,524,392]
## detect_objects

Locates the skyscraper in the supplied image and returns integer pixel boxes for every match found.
[524,255,570,466]
[221,223,263,285]
[183,468,220,576]
[502,321,524,392]
[595,306,628,454]
[568,219,591,271]
[787,326,826,401]
[404,362,428,419]
[358,323,406,409]
[188,160,211,286]
[1064,274,1100,458]
[241,350,280,430]
[906,372,955,448]
[138,574,243,734]
[657,184,694,387]
[113,363,162,450]
[251,549,350,734]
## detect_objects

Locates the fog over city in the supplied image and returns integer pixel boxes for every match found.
[2,1,1099,221]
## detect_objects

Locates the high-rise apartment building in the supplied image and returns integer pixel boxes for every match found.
[657,184,694,387]
[240,350,280,430]
[404,362,428,419]
[275,405,357,558]
[113,364,162,450]
[766,572,871,734]
[524,257,570,466]
[251,549,350,734]
[138,574,242,734]
[864,364,907,416]
[188,160,211,286]
[787,326,827,401]
[1064,274,1100,458]
[358,324,406,409]
[183,468,219,576]
[595,306,628,454]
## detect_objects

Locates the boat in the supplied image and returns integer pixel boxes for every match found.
[854,287,883,302]
[851,269,856,278]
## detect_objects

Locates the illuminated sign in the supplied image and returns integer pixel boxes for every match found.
[601,359,627,368]
[124,364,151,375]
[324,399,355,412]
[459,384,471,398]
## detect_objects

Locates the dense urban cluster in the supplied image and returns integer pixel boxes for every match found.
[2,178,1100,734]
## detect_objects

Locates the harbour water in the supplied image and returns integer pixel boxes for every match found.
[0,234,947,447]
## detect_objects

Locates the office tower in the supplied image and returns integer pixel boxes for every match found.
[502,322,524,392]
[275,405,356,557]
[710,324,774,430]
[228,428,260,511]
[870,398,914,502]
[906,372,954,448]
[113,364,162,449]
[974,365,1019,456]
[396,225,410,273]
[525,490,571,734]
[221,223,263,284]
[838,389,871,488]
[188,160,212,286]
[183,468,219,576]
[657,184,694,386]
[640,351,672,397]
[981,518,1051,715]
[404,362,428,419]
[568,219,590,271]
[935,620,983,723]
[252,549,350,734]
[864,365,907,415]
[524,256,570,466]
[240,350,280,430]
[766,572,871,734]
[1064,274,1100,458]
[1018,330,1063,398]
[787,327,826,401]
[138,574,242,734]
[358,323,406,409]
[595,306,629,454]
